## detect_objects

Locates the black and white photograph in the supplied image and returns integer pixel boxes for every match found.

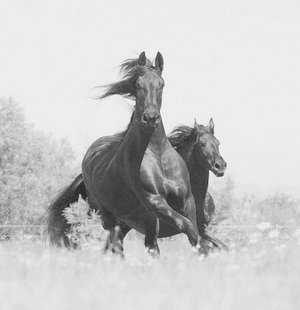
[0,0,299,309]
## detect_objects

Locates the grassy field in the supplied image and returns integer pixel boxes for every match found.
[0,227,300,310]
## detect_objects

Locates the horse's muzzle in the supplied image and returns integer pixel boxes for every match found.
[211,160,227,177]
[141,112,160,130]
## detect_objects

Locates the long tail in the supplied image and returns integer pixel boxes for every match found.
[46,174,87,248]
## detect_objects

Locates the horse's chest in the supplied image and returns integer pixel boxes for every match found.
[140,152,187,197]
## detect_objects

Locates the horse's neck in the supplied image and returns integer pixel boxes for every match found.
[186,149,209,201]
[176,141,194,163]
[148,121,169,153]
[123,114,168,173]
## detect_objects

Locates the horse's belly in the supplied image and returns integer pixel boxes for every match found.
[122,218,182,238]
[158,222,181,238]
[101,186,142,218]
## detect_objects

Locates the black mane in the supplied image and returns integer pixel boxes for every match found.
[100,57,154,100]
[87,111,135,167]
[168,125,207,148]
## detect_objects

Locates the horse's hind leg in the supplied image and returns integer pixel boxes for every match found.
[119,223,132,243]
[101,209,126,256]
[104,226,124,256]
[105,223,131,254]
[144,218,160,257]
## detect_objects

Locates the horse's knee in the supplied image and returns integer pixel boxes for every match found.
[154,203,185,231]
[174,217,184,230]
[101,212,118,230]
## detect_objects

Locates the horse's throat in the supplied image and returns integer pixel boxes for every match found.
[148,121,168,153]
[125,116,167,171]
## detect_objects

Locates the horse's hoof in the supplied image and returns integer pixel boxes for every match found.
[193,239,213,256]
[111,243,124,257]
[146,247,160,258]
[103,242,124,258]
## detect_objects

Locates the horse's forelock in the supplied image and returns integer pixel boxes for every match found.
[100,56,153,100]
[168,126,196,148]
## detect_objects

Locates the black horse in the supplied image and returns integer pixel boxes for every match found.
[115,118,228,252]
[47,116,228,253]
[48,52,209,255]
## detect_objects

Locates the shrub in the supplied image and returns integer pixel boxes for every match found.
[210,176,300,226]
[63,196,104,247]
[0,97,75,239]
[210,176,235,223]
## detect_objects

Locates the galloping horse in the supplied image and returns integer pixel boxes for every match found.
[48,52,207,255]
[109,118,228,251]
[47,117,228,252]
[167,118,227,235]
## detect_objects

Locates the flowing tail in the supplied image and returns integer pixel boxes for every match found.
[46,174,87,247]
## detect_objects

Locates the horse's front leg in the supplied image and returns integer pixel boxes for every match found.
[104,224,132,257]
[144,218,160,257]
[196,194,228,251]
[144,194,200,249]
[202,229,228,251]
[184,195,212,254]
[102,209,131,257]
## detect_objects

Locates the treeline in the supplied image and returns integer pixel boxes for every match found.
[210,177,300,226]
[0,97,75,238]
[1,97,299,242]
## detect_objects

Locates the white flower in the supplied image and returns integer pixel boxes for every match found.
[268,228,280,239]
[293,228,300,238]
[256,221,272,231]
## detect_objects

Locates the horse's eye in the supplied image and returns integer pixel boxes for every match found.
[200,141,206,147]
[159,80,165,89]
[136,81,143,89]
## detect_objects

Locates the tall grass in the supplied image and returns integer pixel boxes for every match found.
[0,228,299,310]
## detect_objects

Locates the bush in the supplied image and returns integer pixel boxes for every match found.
[210,176,235,223]
[63,196,104,247]
[210,176,300,226]
[255,193,300,226]
[0,97,75,239]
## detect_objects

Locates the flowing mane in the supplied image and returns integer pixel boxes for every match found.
[87,112,135,172]
[100,57,153,100]
[168,124,208,148]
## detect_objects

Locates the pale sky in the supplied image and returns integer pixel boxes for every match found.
[1,0,300,197]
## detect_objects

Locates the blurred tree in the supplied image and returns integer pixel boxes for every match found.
[0,97,75,238]
[258,193,300,225]
[210,176,235,223]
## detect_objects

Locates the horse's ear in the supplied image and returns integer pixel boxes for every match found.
[155,51,164,72]
[208,118,214,134]
[138,51,147,66]
[194,118,198,127]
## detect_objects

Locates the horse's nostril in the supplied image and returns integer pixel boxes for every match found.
[142,113,160,125]
[215,163,220,170]
[142,114,148,123]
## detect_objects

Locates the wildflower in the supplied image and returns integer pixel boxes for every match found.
[256,221,272,231]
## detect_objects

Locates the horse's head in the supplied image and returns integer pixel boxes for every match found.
[193,118,227,177]
[135,51,165,132]
[100,51,164,132]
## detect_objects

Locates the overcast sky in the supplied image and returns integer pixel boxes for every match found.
[1,0,300,197]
